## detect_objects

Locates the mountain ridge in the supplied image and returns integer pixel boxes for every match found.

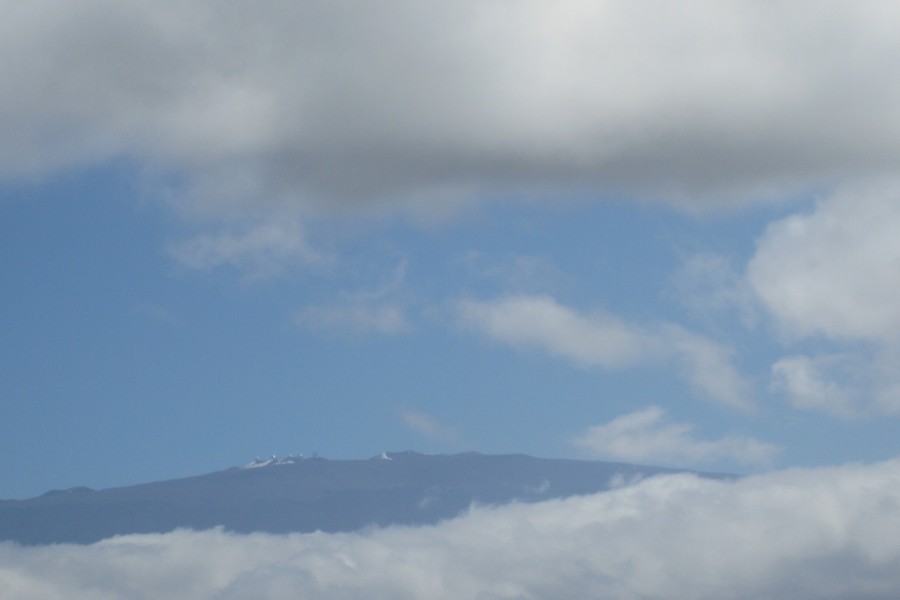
[0,451,730,545]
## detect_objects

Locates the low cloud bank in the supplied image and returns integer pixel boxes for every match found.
[4,459,900,599]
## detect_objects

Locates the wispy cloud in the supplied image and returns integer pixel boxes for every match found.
[168,218,327,281]
[573,406,779,467]
[399,408,460,445]
[671,252,758,329]
[133,303,176,324]
[296,303,410,336]
[769,351,900,418]
[457,295,662,369]
[4,458,900,598]
[458,252,570,294]
[457,295,754,411]
[295,262,412,335]
[772,355,860,418]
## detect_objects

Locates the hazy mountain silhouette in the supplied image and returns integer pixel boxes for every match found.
[0,452,728,545]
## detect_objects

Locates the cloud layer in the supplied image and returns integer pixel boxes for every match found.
[4,459,900,599]
[6,1,900,216]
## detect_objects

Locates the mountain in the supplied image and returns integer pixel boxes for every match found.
[0,451,728,545]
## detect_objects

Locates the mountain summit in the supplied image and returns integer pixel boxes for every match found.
[0,452,725,545]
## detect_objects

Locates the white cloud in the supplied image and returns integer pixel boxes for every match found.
[5,459,900,598]
[771,355,860,418]
[573,406,778,467]
[663,325,756,413]
[458,294,656,369]
[6,1,900,217]
[745,186,900,416]
[767,350,900,418]
[168,218,326,280]
[458,295,754,410]
[748,187,900,343]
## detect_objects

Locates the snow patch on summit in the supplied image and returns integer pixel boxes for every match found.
[242,454,304,469]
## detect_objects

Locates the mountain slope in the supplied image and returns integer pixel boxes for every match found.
[0,451,727,545]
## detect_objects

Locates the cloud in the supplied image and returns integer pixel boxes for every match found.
[744,186,900,416]
[671,252,758,329]
[457,295,754,410]
[458,295,656,369]
[5,458,900,598]
[769,351,900,418]
[400,409,459,444]
[748,186,900,343]
[133,303,176,324]
[295,303,409,336]
[662,325,756,412]
[295,262,411,334]
[6,1,900,217]
[771,355,860,418]
[573,406,778,467]
[168,218,326,280]
[459,252,570,295]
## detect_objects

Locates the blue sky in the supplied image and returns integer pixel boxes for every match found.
[4,0,900,500]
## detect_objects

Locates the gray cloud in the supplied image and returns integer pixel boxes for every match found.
[5,1,900,218]
[4,459,900,598]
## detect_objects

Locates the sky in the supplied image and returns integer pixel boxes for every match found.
[4,0,900,507]
[8,2,900,596]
